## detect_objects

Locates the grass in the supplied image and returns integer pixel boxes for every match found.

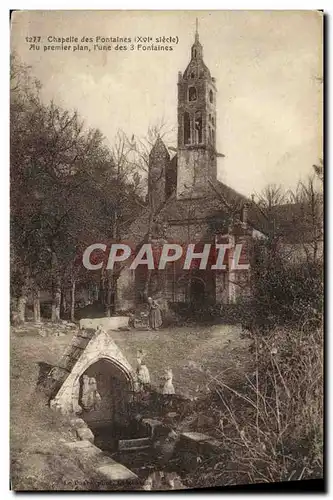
[112,323,252,399]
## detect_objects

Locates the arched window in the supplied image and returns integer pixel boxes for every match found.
[190,72,195,79]
[188,87,197,102]
[212,116,215,126]
[212,129,215,144]
[184,112,191,145]
[209,89,214,104]
[194,112,202,144]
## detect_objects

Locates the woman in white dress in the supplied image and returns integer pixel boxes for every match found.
[136,349,150,390]
[162,368,175,408]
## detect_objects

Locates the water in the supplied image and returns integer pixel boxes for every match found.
[89,420,188,485]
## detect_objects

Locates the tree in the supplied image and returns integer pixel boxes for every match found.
[241,176,323,330]
[10,56,140,323]
[288,176,323,265]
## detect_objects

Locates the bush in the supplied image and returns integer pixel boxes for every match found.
[238,239,323,332]
[187,320,323,487]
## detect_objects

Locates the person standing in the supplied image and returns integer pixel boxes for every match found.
[136,349,151,391]
[147,297,162,330]
[162,368,175,396]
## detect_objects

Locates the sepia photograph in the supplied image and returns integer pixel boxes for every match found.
[10,10,323,491]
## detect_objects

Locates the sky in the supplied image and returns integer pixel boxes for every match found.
[11,10,323,197]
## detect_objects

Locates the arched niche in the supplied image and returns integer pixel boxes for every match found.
[77,357,133,428]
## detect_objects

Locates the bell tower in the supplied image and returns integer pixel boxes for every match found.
[177,20,217,198]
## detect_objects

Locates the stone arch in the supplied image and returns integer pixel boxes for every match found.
[173,274,208,307]
[75,356,135,429]
[51,329,138,416]
[190,276,207,305]
[74,354,135,393]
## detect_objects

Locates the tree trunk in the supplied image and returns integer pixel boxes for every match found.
[33,289,41,323]
[51,252,61,322]
[70,280,76,322]
[10,297,18,325]
[144,269,152,299]
[17,296,27,323]
[105,273,112,317]
[60,289,67,318]
[99,267,105,306]
[11,272,29,325]
[51,290,61,322]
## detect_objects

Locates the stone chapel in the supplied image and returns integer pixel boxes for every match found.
[115,25,267,312]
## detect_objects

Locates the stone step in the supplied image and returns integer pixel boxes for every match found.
[118,437,151,451]
[63,440,103,458]
[180,431,223,455]
[63,440,138,483]
[97,463,138,482]
[79,316,129,331]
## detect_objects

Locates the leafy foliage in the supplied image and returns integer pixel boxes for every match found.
[10,55,143,321]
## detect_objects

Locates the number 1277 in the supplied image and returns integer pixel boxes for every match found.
[25,36,41,43]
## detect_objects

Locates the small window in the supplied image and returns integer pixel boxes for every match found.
[209,114,211,122]
[188,87,197,102]
[190,72,195,79]
[209,90,214,104]
[212,116,215,126]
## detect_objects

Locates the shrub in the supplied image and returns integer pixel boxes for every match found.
[238,238,323,332]
[188,320,323,487]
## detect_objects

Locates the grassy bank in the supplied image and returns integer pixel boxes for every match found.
[10,325,109,491]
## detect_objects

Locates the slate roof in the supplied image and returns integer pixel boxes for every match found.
[124,179,262,246]
[124,138,322,247]
[41,328,97,399]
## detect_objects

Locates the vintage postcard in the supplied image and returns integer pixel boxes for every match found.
[10,10,323,492]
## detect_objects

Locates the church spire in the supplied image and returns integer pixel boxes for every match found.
[195,17,199,43]
[191,17,203,60]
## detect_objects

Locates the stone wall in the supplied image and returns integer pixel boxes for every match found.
[176,148,216,199]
